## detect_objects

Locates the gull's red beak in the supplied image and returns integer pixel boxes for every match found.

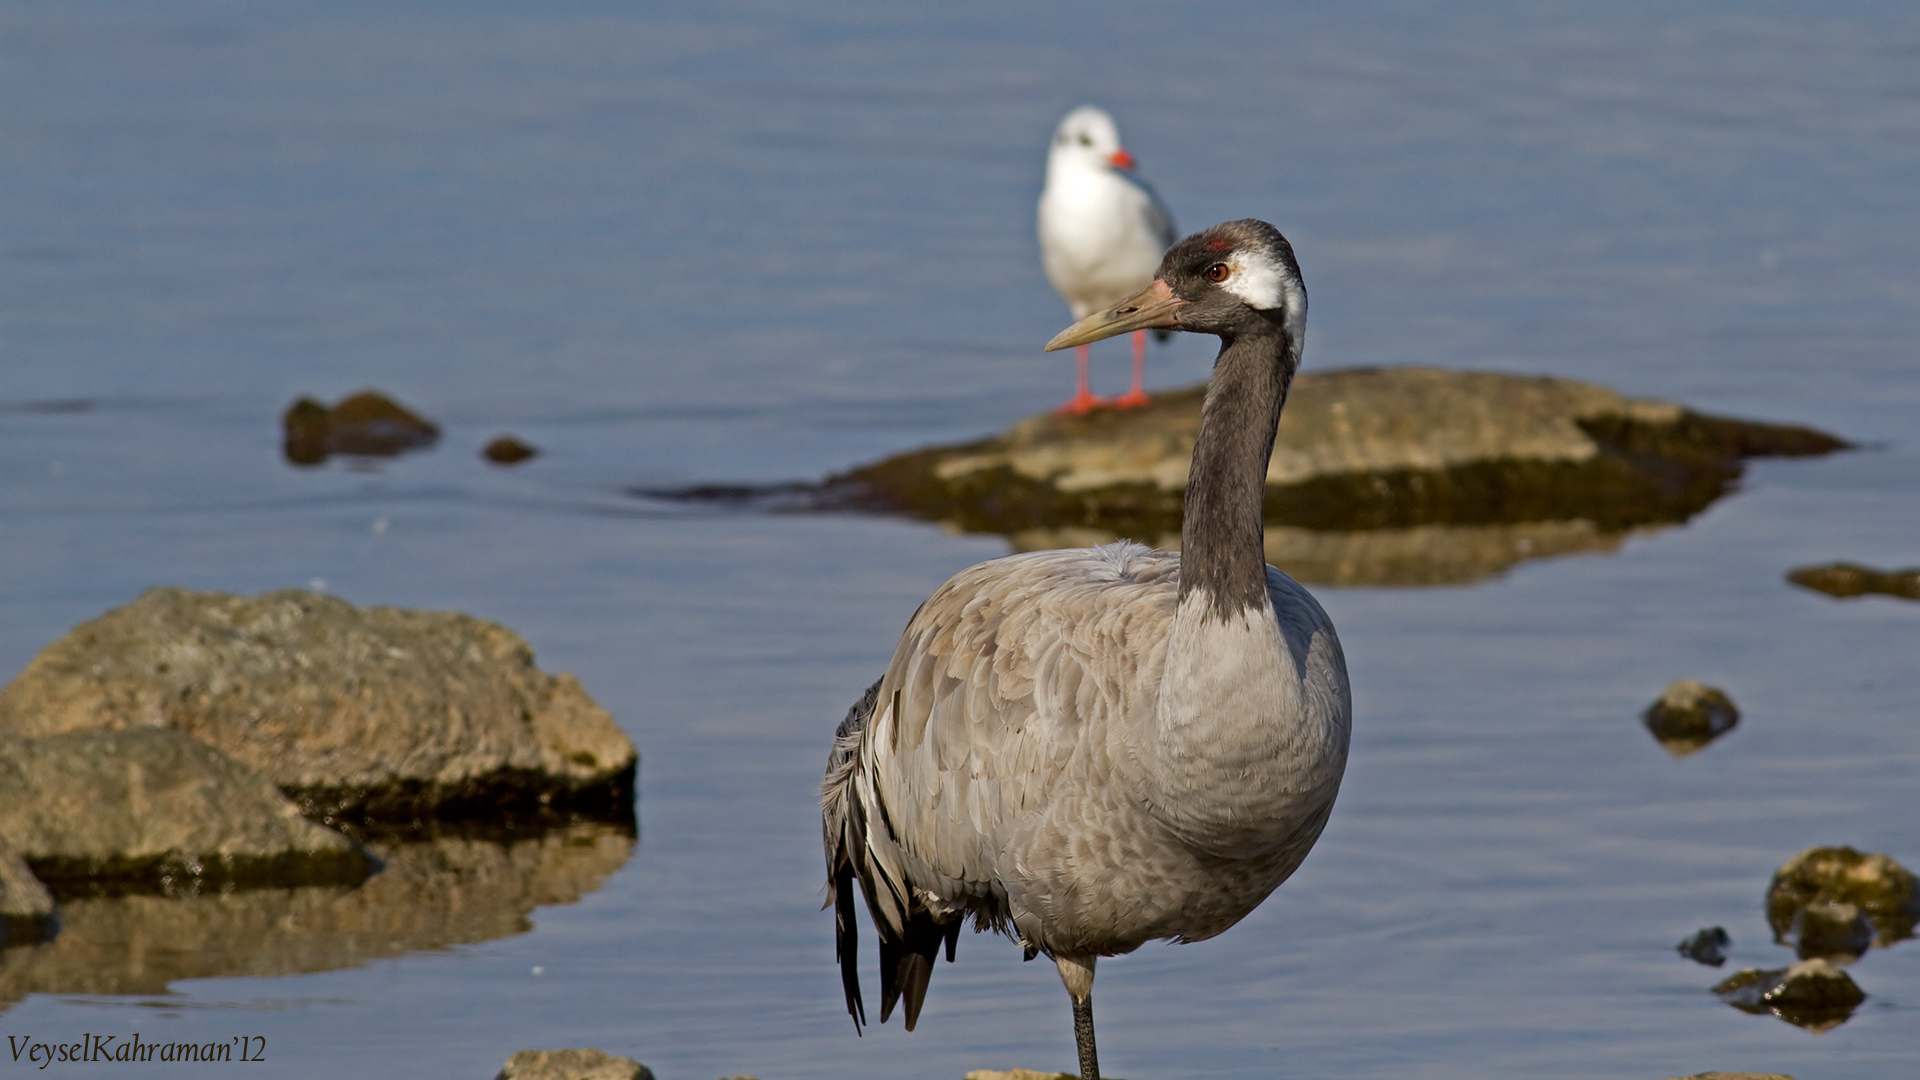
[1107,148,1136,170]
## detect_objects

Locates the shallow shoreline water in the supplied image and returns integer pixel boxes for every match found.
[3,3,1917,1077]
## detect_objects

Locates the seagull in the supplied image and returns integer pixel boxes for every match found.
[1037,105,1178,414]
[824,220,1351,1080]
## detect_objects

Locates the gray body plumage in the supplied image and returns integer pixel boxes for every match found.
[822,219,1352,1057]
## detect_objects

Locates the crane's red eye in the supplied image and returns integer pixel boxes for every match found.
[1205,263,1232,283]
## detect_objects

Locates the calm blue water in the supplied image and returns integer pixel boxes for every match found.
[2,3,1916,1077]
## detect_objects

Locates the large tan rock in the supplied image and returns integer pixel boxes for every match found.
[0,728,369,893]
[494,1048,652,1080]
[0,588,637,828]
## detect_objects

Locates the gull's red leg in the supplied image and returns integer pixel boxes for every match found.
[1057,344,1107,415]
[1111,330,1151,408]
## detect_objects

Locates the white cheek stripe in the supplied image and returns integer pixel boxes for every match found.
[1221,250,1294,313]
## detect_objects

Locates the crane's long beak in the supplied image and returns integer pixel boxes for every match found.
[1044,279,1187,352]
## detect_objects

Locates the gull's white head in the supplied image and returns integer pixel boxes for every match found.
[1048,105,1134,175]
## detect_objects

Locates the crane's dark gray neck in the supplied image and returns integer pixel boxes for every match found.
[1179,319,1298,619]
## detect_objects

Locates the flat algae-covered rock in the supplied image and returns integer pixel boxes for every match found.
[0,728,370,894]
[0,821,631,1008]
[1767,846,1918,949]
[0,837,56,948]
[1786,562,1920,601]
[806,367,1846,535]
[0,588,636,831]
[1713,957,1865,1031]
[496,1048,654,1080]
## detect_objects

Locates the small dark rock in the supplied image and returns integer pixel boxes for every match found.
[282,390,439,466]
[1713,958,1865,1031]
[1643,680,1739,757]
[1664,1073,1797,1080]
[1677,926,1730,966]
[1767,846,1919,949]
[496,1048,653,1080]
[1786,561,1920,601]
[483,435,540,465]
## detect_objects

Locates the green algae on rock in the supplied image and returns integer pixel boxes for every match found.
[660,369,1845,588]
[1767,846,1919,950]
[815,368,1847,535]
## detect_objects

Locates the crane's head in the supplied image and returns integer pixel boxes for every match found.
[1044,219,1307,351]
[1048,105,1137,172]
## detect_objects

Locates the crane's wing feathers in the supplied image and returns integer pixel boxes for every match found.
[822,542,1179,1031]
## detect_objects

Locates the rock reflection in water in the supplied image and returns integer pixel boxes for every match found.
[0,823,633,1010]
[1007,520,1637,588]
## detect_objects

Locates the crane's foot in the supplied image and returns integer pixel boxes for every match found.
[1056,391,1109,415]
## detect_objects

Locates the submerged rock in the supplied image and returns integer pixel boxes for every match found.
[677,368,1845,541]
[0,838,56,948]
[1712,958,1865,1031]
[0,588,637,833]
[1664,1074,1797,1080]
[495,1048,653,1080]
[0,821,632,1009]
[1643,681,1740,757]
[1786,562,1920,601]
[483,435,541,465]
[1677,926,1731,967]
[282,389,440,466]
[1766,846,1919,949]
[0,728,370,895]
[1787,902,1875,962]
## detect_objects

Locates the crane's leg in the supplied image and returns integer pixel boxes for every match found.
[1112,330,1151,408]
[1058,344,1106,415]
[1056,955,1100,1080]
